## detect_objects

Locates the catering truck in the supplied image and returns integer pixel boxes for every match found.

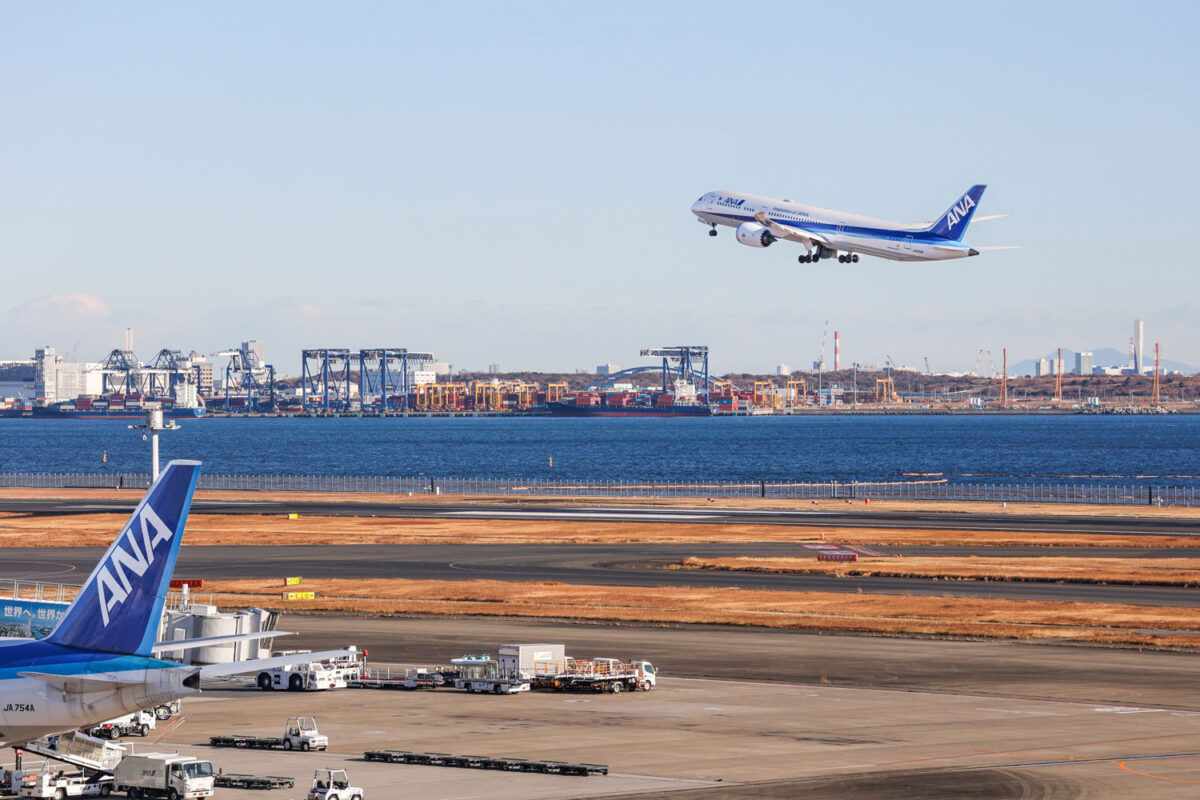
[113,754,215,799]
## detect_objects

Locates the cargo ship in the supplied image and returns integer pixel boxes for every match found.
[2,397,207,420]
[547,383,711,417]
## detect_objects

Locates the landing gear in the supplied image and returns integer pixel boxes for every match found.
[798,254,809,264]
[837,253,860,264]
[852,254,859,263]
[708,225,718,237]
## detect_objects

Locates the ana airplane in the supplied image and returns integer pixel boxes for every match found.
[0,460,352,748]
[691,185,1005,263]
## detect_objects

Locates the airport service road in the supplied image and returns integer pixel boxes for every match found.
[5,496,1200,536]
[129,616,1200,800]
[5,542,1200,605]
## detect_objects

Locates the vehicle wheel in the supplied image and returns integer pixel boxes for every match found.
[257,672,273,691]
[301,741,311,752]
[353,795,363,800]
[611,681,623,694]
[55,789,67,800]
[139,723,149,737]
[641,681,651,691]
[169,789,181,800]
[155,705,171,720]
[283,738,293,750]
[129,790,142,800]
[289,674,304,691]
[101,786,112,796]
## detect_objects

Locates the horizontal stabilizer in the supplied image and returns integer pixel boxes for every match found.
[198,646,358,680]
[19,671,141,694]
[152,630,292,654]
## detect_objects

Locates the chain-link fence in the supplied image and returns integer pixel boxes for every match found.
[1,471,1198,506]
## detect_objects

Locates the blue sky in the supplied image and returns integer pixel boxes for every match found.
[2,2,1198,373]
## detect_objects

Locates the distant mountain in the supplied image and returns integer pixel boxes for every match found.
[1010,347,1196,376]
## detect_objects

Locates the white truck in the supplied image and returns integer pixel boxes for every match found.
[258,650,359,692]
[17,769,113,798]
[87,710,156,740]
[306,768,363,800]
[113,754,215,799]
[449,655,530,695]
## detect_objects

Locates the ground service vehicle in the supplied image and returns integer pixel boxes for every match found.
[17,769,113,798]
[209,716,328,751]
[539,658,658,693]
[113,754,215,799]
[87,711,156,740]
[306,768,362,800]
[258,651,358,691]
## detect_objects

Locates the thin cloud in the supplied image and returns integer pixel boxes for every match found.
[8,293,111,318]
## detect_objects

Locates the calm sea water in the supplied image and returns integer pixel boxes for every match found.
[1,415,1199,484]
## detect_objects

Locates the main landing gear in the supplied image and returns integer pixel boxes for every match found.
[798,253,820,263]
[837,254,860,263]
[708,225,718,237]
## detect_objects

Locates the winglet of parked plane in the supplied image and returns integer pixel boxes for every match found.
[46,460,201,657]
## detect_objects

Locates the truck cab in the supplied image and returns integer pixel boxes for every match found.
[114,753,214,799]
[632,661,657,690]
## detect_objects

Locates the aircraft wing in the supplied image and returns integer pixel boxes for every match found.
[753,211,829,249]
[197,646,359,680]
[152,630,292,655]
[19,672,142,694]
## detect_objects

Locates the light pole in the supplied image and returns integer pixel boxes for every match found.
[129,404,179,481]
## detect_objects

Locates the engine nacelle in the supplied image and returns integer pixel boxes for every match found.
[735,221,775,248]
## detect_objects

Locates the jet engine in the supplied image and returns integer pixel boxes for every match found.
[735,222,775,248]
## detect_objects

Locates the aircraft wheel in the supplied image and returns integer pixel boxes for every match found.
[812,255,820,263]
[852,254,859,263]
[708,227,718,237]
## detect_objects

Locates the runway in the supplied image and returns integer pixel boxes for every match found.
[4,542,1199,605]
[3,496,1200,535]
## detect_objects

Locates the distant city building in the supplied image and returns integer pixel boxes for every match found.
[776,364,791,376]
[596,362,622,377]
[409,369,437,386]
[429,361,452,375]
[33,346,103,404]
[190,353,215,396]
[487,363,500,374]
[1035,357,1050,377]
[1074,351,1094,375]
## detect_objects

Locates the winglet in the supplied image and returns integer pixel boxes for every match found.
[928,185,987,241]
[46,460,202,656]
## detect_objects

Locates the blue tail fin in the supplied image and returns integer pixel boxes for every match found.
[47,460,201,656]
[928,185,987,241]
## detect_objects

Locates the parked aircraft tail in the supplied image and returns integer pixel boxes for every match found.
[928,185,987,241]
[46,461,201,656]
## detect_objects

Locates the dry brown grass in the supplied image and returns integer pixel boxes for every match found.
[2,511,1196,550]
[201,577,1200,650]
[1,486,1197,520]
[675,555,1200,587]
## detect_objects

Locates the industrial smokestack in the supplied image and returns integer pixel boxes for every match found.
[1134,319,1145,373]
[834,331,840,371]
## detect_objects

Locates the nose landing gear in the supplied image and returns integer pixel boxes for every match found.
[708,225,718,237]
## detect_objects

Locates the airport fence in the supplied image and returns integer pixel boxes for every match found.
[1,471,1199,506]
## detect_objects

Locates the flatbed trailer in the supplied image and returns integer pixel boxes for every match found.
[214,773,295,790]
[363,750,607,776]
[209,717,328,752]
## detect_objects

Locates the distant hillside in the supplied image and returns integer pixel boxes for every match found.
[1011,347,1195,376]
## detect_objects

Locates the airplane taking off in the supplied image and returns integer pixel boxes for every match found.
[0,460,352,748]
[691,185,1004,263]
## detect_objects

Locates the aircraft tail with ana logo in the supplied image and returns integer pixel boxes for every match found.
[46,460,201,656]
[928,185,987,241]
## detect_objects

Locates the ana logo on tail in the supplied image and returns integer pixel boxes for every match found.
[96,504,176,626]
[946,194,976,230]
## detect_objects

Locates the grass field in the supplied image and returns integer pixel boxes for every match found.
[3,511,1197,549]
[201,577,1200,650]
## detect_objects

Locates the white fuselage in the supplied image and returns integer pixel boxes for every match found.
[0,657,196,747]
[691,190,979,262]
